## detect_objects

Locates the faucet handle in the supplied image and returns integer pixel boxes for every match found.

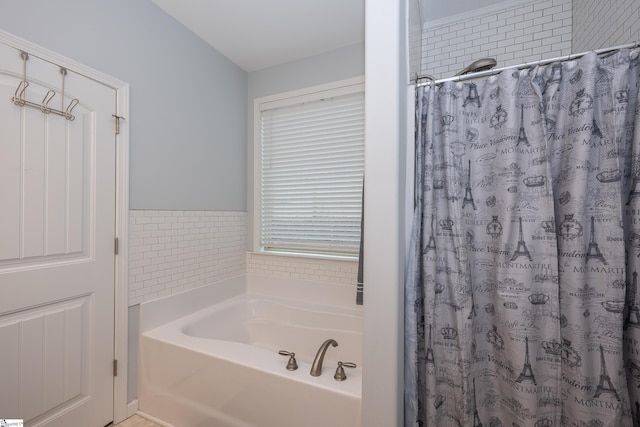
[278,350,298,371]
[334,361,357,381]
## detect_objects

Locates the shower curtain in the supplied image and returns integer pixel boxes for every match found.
[405,49,640,426]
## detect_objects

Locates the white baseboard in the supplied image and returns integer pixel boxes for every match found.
[126,400,138,418]
[137,410,175,427]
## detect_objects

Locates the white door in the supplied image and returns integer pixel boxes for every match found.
[0,43,116,427]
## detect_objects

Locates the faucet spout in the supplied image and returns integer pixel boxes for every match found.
[310,339,338,376]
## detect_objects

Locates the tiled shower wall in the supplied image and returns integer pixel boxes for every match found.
[417,0,572,80]
[128,210,247,305]
[572,0,640,52]
[408,0,424,80]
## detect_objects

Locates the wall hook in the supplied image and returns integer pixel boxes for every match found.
[66,99,79,120]
[41,90,55,114]
[12,80,29,105]
[9,50,80,121]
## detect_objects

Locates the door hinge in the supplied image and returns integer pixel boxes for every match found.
[113,359,118,377]
[112,114,124,135]
[114,237,119,255]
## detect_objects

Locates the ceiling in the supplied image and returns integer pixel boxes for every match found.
[151,0,365,73]
[151,0,513,72]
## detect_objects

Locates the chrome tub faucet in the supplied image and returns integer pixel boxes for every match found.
[310,339,338,376]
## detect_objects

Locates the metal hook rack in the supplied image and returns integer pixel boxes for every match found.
[10,50,79,120]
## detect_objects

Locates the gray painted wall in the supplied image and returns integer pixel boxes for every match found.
[246,42,365,248]
[0,0,248,210]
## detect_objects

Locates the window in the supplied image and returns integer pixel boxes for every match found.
[255,78,365,257]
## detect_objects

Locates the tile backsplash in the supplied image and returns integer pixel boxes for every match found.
[247,251,358,285]
[128,210,358,305]
[128,210,247,305]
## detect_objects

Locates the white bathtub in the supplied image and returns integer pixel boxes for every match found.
[138,274,363,427]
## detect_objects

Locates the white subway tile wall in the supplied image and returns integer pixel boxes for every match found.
[128,211,357,305]
[410,24,424,80]
[572,0,640,52]
[419,0,572,80]
[247,252,358,285]
[128,210,247,305]
[409,1,425,80]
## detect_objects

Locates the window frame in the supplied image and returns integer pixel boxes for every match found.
[252,76,365,259]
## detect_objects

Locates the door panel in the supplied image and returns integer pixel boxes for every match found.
[0,41,116,427]
[0,296,91,422]
[0,72,91,266]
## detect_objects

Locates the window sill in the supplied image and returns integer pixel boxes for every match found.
[247,250,358,263]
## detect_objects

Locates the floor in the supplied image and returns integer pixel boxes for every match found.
[112,414,165,427]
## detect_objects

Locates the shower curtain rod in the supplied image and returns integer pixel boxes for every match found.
[414,41,639,87]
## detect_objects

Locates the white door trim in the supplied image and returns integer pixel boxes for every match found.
[0,30,131,424]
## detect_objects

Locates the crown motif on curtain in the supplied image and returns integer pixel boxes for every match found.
[441,325,458,340]
[541,221,556,233]
[439,218,454,231]
[441,115,454,126]
[529,293,550,305]
[542,340,562,355]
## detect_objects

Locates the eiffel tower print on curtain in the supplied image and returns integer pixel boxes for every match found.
[423,214,436,254]
[464,83,481,108]
[511,217,533,262]
[585,216,607,264]
[462,160,476,210]
[594,345,620,400]
[407,50,640,427]
[516,336,537,385]
[517,105,530,147]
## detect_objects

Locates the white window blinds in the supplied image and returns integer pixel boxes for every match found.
[259,90,365,256]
